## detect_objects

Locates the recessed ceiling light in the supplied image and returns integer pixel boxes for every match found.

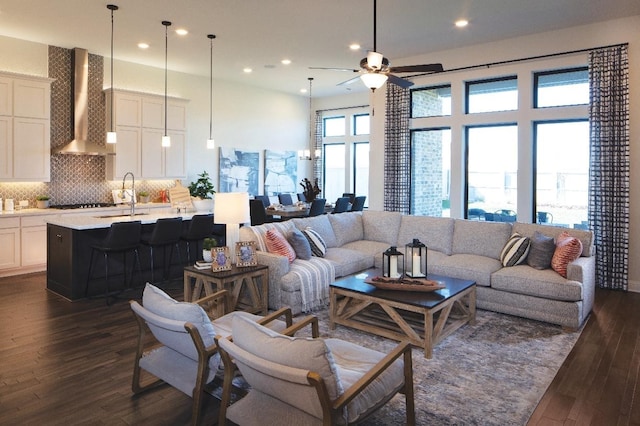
[281,59,291,65]
[455,19,469,28]
[349,43,361,50]
[138,42,149,49]
[243,67,252,74]
[175,28,188,36]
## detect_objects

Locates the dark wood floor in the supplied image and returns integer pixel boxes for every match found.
[0,272,638,425]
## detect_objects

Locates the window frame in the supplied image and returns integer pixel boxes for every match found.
[533,66,589,108]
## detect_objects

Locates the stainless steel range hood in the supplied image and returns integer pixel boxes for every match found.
[52,48,114,156]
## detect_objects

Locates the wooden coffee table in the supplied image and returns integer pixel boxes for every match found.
[329,270,476,359]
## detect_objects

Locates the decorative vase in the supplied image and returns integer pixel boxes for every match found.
[139,195,150,204]
[192,198,214,212]
[36,200,50,209]
[202,250,213,263]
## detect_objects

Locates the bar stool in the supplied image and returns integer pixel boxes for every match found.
[141,217,183,284]
[180,213,213,264]
[85,221,142,305]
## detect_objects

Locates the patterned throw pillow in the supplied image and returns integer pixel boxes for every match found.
[265,228,296,263]
[526,231,556,270]
[500,233,531,267]
[551,231,583,278]
[302,227,327,257]
[287,228,312,260]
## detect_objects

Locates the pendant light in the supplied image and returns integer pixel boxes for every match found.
[206,34,216,150]
[299,77,318,161]
[106,4,118,144]
[161,20,172,148]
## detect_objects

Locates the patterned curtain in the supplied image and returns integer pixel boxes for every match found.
[312,111,323,189]
[588,44,629,290]
[384,84,411,213]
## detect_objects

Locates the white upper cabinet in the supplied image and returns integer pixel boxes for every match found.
[0,72,53,182]
[106,89,187,180]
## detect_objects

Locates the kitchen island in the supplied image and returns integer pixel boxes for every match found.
[46,211,225,301]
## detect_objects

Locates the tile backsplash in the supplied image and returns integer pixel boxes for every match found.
[0,46,174,207]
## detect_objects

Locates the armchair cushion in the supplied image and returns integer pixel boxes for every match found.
[142,283,216,351]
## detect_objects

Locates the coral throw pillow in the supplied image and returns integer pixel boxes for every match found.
[265,228,296,263]
[551,231,583,278]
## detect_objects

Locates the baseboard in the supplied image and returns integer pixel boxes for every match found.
[629,279,640,293]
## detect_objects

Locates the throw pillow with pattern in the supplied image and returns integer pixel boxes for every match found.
[265,228,296,263]
[302,227,327,257]
[551,231,583,278]
[500,233,531,267]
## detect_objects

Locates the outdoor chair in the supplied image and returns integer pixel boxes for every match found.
[130,283,294,426]
[216,314,415,426]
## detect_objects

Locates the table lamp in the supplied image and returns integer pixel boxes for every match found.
[214,192,250,264]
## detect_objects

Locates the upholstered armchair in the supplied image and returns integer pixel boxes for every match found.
[216,314,415,425]
[130,283,293,425]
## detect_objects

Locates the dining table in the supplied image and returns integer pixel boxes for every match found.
[266,203,333,219]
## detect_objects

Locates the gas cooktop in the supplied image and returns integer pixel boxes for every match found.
[50,203,117,210]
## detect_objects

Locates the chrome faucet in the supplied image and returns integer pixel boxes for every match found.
[122,172,135,216]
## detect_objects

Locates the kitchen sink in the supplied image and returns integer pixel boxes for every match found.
[94,213,149,219]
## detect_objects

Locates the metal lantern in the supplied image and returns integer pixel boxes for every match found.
[405,238,427,278]
[382,246,404,279]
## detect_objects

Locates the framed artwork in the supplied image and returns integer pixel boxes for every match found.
[235,241,258,267]
[264,150,297,196]
[211,247,232,272]
[219,147,260,196]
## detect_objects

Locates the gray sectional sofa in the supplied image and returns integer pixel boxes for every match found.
[239,211,595,329]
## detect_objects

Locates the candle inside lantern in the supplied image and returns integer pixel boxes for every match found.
[412,253,421,275]
[390,256,398,278]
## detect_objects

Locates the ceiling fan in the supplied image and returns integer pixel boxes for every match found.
[310,0,443,91]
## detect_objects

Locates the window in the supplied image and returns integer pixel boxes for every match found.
[535,121,589,227]
[466,77,518,113]
[353,142,369,206]
[324,116,345,137]
[411,128,450,216]
[411,85,451,117]
[466,125,518,221]
[535,67,589,108]
[353,114,370,135]
[323,144,345,203]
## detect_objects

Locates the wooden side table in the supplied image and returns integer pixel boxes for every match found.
[183,264,269,315]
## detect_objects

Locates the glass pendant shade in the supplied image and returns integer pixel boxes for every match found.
[207,138,215,150]
[361,72,388,90]
[162,20,171,148]
[207,34,216,149]
[106,131,117,144]
[161,135,171,147]
[106,4,118,144]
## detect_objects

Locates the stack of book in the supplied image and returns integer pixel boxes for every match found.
[193,261,212,270]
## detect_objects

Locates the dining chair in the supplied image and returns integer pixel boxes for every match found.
[216,315,415,426]
[342,192,355,204]
[351,195,366,211]
[278,193,294,205]
[249,199,269,225]
[332,196,351,214]
[308,198,327,217]
[254,195,271,208]
[297,192,307,202]
[130,283,294,426]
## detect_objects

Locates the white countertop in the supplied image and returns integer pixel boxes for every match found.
[0,203,172,218]
[45,210,197,230]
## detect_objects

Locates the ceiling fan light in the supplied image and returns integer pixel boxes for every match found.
[367,51,384,70]
[360,72,388,90]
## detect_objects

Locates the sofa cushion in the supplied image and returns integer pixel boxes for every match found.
[398,215,455,255]
[551,231,583,278]
[328,212,364,247]
[292,215,338,248]
[432,253,503,287]
[142,283,216,357]
[513,222,594,257]
[287,228,312,260]
[500,233,531,267]
[341,240,391,270]
[265,229,296,263]
[361,210,403,246]
[303,228,327,257]
[526,231,556,270]
[452,219,512,260]
[491,265,584,302]
[323,247,375,278]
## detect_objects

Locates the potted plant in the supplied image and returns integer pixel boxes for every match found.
[35,195,50,209]
[202,237,218,262]
[189,171,216,212]
[138,190,150,204]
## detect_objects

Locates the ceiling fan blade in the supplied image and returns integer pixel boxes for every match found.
[337,75,362,86]
[387,74,414,89]
[388,63,444,73]
[309,66,359,72]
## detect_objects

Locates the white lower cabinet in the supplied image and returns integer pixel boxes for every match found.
[21,215,48,266]
[0,218,20,270]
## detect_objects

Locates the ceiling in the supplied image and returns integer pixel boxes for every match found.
[0,0,638,98]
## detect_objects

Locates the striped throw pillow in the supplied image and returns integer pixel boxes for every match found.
[302,227,327,257]
[265,228,296,263]
[551,231,583,278]
[500,233,531,267]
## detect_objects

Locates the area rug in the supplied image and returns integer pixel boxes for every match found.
[307,309,583,426]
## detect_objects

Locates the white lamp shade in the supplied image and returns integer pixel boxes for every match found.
[161,135,171,147]
[106,131,117,144]
[367,51,384,70]
[214,192,250,224]
[206,138,215,149]
[360,72,388,90]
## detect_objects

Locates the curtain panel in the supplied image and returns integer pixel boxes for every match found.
[588,44,629,290]
[383,84,411,213]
